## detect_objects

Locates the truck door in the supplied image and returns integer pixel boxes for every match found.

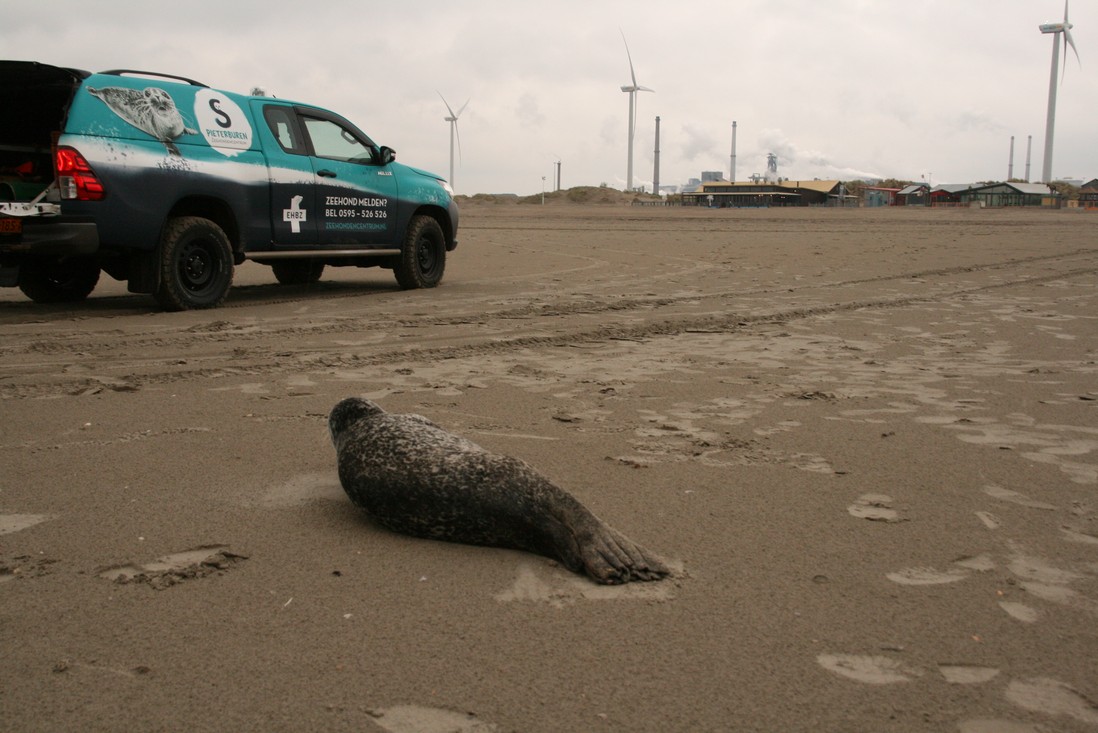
[299,112,398,246]
[259,103,319,244]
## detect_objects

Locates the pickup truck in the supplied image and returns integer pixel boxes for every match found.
[0,61,458,310]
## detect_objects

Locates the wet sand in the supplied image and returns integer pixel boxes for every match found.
[2,205,1097,732]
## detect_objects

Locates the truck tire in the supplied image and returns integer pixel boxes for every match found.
[394,215,445,289]
[155,216,234,311]
[271,259,325,285]
[18,257,100,303]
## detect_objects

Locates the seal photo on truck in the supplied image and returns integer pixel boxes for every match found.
[0,60,459,310]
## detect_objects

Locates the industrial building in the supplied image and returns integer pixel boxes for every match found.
[958,182,1055,207]
[678,173,1068,209]
[681,179,843,207]
[1081,179,1098,208]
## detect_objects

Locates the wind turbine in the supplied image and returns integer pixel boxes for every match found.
[1039,0,1080,183]
[437,92,468,190]
[619,30,653,192]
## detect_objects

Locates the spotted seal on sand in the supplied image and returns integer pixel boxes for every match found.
[329,397,670,584]
[87,86,197,155]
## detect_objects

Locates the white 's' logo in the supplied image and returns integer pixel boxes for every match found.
[193,89,253,157]
[283,195,307,233]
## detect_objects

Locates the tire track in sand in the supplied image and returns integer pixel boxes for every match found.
[2,256,1096,399]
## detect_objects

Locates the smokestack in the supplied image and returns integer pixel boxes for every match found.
[1008,136,1015,181]
[1025,135,1032,183]
[730,121,738,183]
[653,116,660,195]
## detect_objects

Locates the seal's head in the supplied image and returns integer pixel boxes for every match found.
[328,397,385,446]
[144,87,175,114]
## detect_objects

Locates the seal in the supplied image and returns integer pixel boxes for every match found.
[329,397,670,585]
[87,86,197,155]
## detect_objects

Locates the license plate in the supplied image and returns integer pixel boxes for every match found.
[0,218,22,235]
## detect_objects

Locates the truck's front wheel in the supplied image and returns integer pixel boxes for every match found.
[394,215,445,289]
[155,217,234,311]
[18,257,100,303]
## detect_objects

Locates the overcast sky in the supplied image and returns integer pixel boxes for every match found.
[6,0,1096,194]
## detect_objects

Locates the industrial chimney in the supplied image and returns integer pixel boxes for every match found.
[653,116,660,195]
[729,121,738,183]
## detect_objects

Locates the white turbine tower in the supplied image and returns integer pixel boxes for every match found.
[619,31,653,192]
[437,92,468,190]
[1039,0,1080,183]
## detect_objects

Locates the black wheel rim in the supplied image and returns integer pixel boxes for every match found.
[45,261,90,291]
[417,236,439,275]
[47,272,81,290]
[179,239,218,293]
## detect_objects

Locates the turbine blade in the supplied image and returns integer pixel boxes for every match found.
[620,29,638,88]
[1063,0,1069,25]
[638,85,655,93]
[437,91,456,118]
[455,121,463,165]
[456,98,470,118]
[632,91,638,142]
[1064,28,1080,65]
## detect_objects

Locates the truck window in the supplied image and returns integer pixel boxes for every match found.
[302,117,374,164]
[263,106,306,155]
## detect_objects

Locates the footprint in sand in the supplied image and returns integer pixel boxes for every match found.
[819,657,1098,733]
[974,511,1002,530]
[368,705,498,733]
[1000,546,1098,615]
[983,485,1057,511]
[1006,677,1098,725]
[1062,525,1098,545]
[939,664,1000,684]
[885,553,996,586]
[957,720,1044,733]
[847,494,904,522]
[1062,503,1098,545]
[98,545,247,590]
[816,654,921,684]
[494,563,679,608]
[998,601,1040,623]
[886,567,972,586]
[0,514,53,535]
[817,653,1098,731]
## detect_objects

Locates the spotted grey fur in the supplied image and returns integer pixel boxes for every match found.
[329,397,669,584]
[87,86,197,155]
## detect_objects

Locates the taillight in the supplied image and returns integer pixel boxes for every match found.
[55,147,105,201]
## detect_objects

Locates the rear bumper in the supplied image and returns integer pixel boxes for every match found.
[0,219,99,257]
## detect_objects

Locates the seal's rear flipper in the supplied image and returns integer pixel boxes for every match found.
[578,524,670,585]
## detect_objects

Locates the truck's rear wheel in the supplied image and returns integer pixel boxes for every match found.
[18,257,100,303]
[394,215,445,289]
[271,259,325,285]
[155,216,233,311]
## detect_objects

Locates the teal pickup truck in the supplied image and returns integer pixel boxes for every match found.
[0,61,458,310]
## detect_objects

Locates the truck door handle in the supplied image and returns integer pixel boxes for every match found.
[317,169,337,178]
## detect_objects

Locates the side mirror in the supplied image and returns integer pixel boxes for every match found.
[378,146,396,165]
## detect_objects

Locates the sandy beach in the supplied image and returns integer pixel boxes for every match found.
[2,204,1097,732]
